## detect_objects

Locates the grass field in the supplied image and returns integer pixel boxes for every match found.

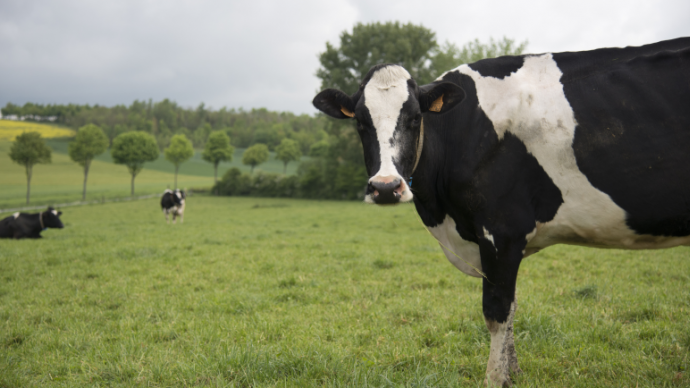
[1,196,688,387]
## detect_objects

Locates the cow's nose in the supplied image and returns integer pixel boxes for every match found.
[368,177,403,204]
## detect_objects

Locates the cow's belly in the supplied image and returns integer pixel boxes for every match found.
[428,215,483,278]
[527,197,690,250]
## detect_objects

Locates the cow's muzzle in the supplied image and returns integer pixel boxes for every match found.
[367,176,405,205]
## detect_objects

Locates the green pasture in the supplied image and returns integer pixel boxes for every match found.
[1,196,688,387]
[0,140,209,210]
[0,139,306,210]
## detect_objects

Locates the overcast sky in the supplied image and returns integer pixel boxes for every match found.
[1,0,688,114]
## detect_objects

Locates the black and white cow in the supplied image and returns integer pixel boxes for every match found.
[313,37,690,386]
[161,189,186,224]
[0,207,64,239]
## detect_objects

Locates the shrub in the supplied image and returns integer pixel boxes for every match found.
[214,168,298,198]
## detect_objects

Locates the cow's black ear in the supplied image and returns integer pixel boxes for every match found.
[57,211,62,216]
[313,89,357,119]
[419,82,465,114]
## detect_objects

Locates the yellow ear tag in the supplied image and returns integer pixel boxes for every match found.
[429,94,444,112]
[340,107,355,118]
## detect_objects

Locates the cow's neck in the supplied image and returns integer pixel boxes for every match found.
[410,120,454,227]
[411,104,492,230]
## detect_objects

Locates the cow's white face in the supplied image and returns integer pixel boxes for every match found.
[359,66,417,204]
[313,64,465,205]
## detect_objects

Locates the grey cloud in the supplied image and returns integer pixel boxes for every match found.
[1,0,688,114]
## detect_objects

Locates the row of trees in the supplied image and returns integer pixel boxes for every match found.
[9,125,306,204]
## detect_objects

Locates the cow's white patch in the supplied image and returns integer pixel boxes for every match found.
[364,66,414,203]
[51,210,58,216]
[483,227,495,247]
[454,55,690,250]
[428,215,482,278]
[13,212,19,219]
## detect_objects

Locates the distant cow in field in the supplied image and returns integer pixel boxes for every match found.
[161,189,186,224]
[0,207,64,239]
[313,37,690,386]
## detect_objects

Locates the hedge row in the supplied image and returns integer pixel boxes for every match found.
[212,161,367,200]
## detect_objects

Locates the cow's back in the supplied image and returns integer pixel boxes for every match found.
[446,38,690,249]
[553,39,690,238]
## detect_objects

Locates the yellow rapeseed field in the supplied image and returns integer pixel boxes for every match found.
[0,120,75,140]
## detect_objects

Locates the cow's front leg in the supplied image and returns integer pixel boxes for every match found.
[504,301,522,375]
[479,235,524,387]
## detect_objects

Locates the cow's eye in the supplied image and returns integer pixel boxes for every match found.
[411,114,422,126]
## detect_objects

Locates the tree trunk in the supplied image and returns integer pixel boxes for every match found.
[82,160,91,201]
[214,162,219,184]
[214,162,219,196]
[283,161,287,175]
[25,164,32,205]
[131,173,135,197]
[174,164,179,189]
[251,165,255,173]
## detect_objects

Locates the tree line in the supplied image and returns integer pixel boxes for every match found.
[2,101,329,155]
[6,22,527,203]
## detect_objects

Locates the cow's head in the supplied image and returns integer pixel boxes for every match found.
[44,207,64,229]
[313,64,464,205]
[175,189,186,202]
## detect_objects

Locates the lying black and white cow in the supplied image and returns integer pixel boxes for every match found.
[313,37,690,386]
[161,189,186,224]
[0,207,64,239]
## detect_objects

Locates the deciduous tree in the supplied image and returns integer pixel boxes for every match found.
[68,124,109,201]
[275,138,302,174]
[316,21,438,94]
[317,23,528,91]
[164,134,194,189]
[9,132,51,204]
[202,131,234,184]
[111,131,159,196]
[242,143,269,173]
